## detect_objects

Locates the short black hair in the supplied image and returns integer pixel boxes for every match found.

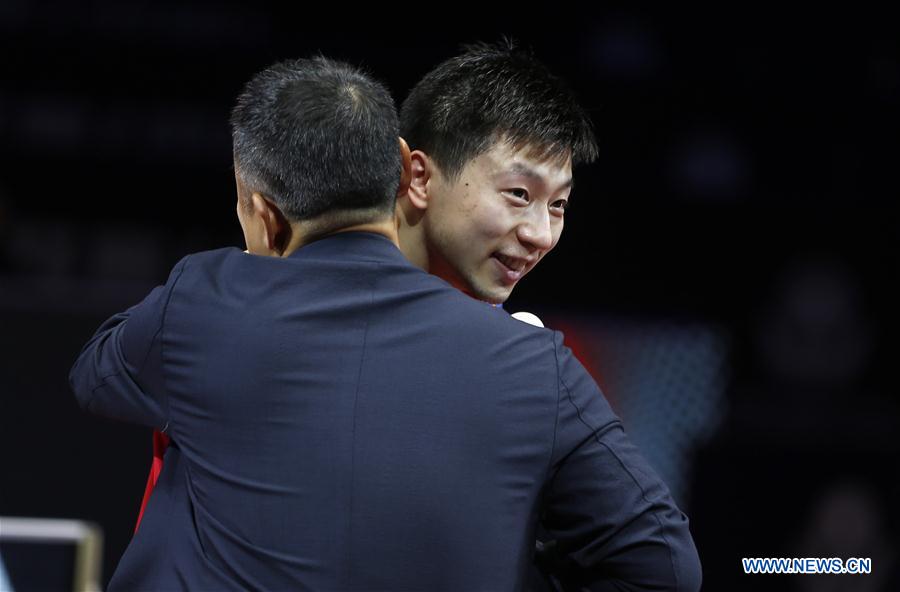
[231,56,401,221]
[400,40,598,181]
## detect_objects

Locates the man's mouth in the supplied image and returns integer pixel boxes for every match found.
[492,253,531,284]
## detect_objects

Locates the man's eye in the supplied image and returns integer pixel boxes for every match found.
[551,199,569,212]
[506,188,529,201]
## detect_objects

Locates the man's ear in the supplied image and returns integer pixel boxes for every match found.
[250,192,291,255]
[397,137,412,199]
[405,149,432,212]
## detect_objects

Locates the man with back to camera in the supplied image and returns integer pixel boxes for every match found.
[86,51,703,589]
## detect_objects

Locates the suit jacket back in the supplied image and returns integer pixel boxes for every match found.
[70,232,701,591]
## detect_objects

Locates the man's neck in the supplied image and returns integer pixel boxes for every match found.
[282,217,399,257]
[397,223,429,272]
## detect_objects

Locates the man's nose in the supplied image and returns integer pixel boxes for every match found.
[516,207,554,251]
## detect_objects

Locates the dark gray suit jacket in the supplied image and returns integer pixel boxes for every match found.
[70,231,701,591]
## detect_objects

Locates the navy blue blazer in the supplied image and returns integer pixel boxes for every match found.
[70,232,701,591]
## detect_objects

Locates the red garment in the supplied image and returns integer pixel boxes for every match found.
[134,431,170,533]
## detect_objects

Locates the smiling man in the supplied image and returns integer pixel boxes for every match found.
[397,43,701,590]
[397,42,597,304]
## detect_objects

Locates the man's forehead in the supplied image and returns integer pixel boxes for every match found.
[480,141,573,182]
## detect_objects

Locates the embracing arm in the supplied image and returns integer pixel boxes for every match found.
[69,257,188,430]
[539,332,702,592]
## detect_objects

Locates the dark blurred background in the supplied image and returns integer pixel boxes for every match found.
[1,3,898,590]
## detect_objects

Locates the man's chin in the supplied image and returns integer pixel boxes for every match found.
[450,272,513,305]
[470,282,513,305]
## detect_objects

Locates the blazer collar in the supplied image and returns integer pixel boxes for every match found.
[287,231,406,264]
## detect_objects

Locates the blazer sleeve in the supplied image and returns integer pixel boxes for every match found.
[68,256,189,430]
[539,331,702,592]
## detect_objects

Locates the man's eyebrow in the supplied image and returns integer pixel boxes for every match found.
[505,162,574,190]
